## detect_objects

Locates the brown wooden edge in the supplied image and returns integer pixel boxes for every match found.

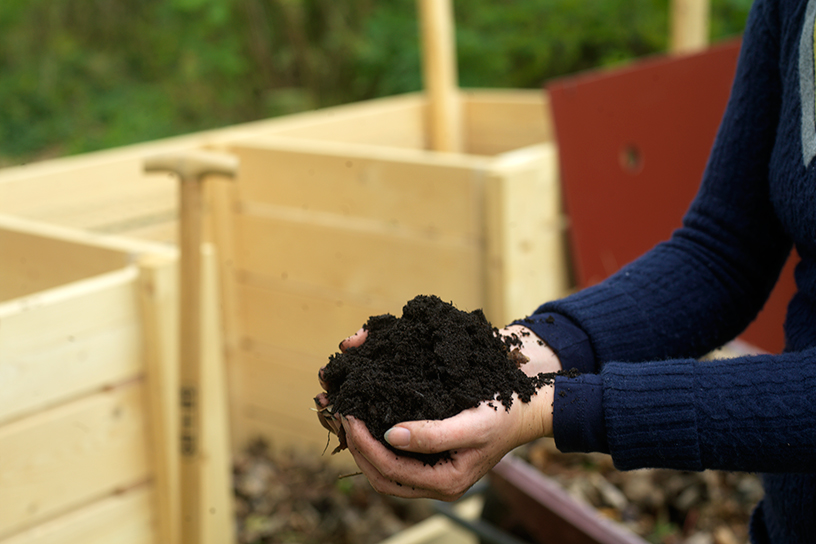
[487,454,649,544]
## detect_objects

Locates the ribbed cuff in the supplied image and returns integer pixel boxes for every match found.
[553,374,609,454]
[511,313,596,374]
[603,360,702,471]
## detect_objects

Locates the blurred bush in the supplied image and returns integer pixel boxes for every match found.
[0,0,752,165]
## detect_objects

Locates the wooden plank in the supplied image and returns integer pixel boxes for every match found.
[238,284,395,359]
[233,211,482,308]
[137,254,180,544]
[270,97,426,150]
[228,142,487,242]
[377,516,476,544]
[233,351,322,435]
[237,278,485,362]
[0,227,130,301]
[378,498,483,544]
[0,268,144,424]
[483,144,569,325]
[0,214,176,259]
[199,245,236,544]
[206,175,246,461]
[0,90,545,242]
[0,486,156,544]
[0,94,428,231]
[489,455,648,544]
[0,158,176,236]
[461,90,553,156]
[0,383,151,539]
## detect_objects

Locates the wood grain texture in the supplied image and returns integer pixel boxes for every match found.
[0,268,143,425]
[1,486,156,544]
[0,384,151,539]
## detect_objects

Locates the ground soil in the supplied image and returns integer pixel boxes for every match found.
[232,439,761,544]
[233,439,433,544]
[320,294,559,465]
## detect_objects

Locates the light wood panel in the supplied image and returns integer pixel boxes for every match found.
[233,212,481,308]
[238,284,396,360]
[230,142,485,242]
[137,254,180,544]
[271,96,427,149]
[462,90,553,156]
[0,384,151,539]
[0,228,130,301]
[0,268,143,424]
[1,486,156,544]
[484,144,568,325]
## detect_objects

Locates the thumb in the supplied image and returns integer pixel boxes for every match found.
[384,416,479,454]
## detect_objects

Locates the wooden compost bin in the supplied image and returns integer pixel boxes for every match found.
[212,90,568,453]
[0,89,566,543]
[0,215,233,544]
[0,89,569,458]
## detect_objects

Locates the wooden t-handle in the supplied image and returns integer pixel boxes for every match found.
[144,149,238,544]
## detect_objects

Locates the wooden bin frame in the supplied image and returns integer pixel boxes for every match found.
[0,215,233,544]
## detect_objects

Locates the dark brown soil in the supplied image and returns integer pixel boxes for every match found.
[321,295,563,465]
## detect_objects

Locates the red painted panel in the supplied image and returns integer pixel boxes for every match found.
[548,38,796,353]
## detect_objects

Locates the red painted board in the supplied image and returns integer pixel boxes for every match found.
[547,38,796,354]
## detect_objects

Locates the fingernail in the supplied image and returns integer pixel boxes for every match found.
[384,427,411,448]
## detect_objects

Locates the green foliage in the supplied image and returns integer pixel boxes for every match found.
[0,0,752,165]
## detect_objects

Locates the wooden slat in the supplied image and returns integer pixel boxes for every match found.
[238,284,393,359]
[0,268,144,424]
[137,254,180,544]
[229,142,486,242]
[0,486,156,544]
[271,96,426,149]
[233,350,321,435]
[483,144,569,325]
[199,244,237,544]
[0,228,129,301]
[462,90,552,156]
[0,94,429,241]
[0,214,177,259]
[237,278,487,363]
[0,158,175,236]
[489,455,648,544]
[0,383,151,539]
[233,211,482,308]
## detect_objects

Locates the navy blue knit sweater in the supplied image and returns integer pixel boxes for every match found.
[514,0,816,542]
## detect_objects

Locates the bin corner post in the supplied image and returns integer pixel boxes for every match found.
[137,253,181,544]
[418,0,463,153]
[670,0,710,55]
[200,242,238,544]
[483,145,570,327]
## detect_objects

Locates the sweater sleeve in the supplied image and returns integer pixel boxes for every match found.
[538,0,791,366]
[524,0,816,473]
[602,350,816,473]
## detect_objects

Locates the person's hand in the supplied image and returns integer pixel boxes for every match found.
[333,324,561,501]
[315,328,369,445]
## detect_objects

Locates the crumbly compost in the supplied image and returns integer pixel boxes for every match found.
[321,294,563,465]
